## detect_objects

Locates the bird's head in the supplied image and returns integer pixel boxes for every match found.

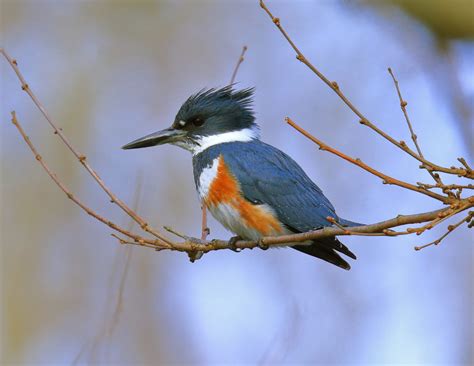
[122,86,259,154]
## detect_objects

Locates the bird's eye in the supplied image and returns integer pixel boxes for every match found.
[191,117,204,126]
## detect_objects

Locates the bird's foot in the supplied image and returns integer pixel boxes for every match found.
[228,235,243,252]
[257,238,269,250]
[187,250,204,263]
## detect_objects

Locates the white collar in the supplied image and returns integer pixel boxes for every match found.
[173,127,260,155]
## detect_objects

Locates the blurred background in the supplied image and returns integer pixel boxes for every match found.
[1,0,473,365]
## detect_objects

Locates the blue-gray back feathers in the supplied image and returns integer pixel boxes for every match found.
[193,140,338,232]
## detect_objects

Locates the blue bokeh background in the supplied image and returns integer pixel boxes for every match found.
[1,1,472,364]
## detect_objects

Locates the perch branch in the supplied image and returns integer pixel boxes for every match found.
[112,207,458,251]
[160,206,472,252]
[3,14,473,260]
[8,109,474,254]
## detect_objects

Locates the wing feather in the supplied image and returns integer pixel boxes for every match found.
[193,141,357,269]
[220,141,338,231]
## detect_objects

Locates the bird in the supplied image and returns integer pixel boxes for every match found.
[122,86,360,270]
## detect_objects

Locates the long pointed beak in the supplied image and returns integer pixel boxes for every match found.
[122,128,187,150]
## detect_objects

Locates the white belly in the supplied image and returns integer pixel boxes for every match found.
[208,202,287,241]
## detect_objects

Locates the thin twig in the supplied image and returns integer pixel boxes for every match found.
[327,216,392,237]
[1,48,172,244]
[415,211,473,250]
[164,225,189,240]
[10,111,171,249]
[417,183,474,190]
[3,33,473,260]
[458,158,473,175]
[258,1,473,179]
[388,67,448,191]
[200,204,210,240]
[286,117,451,203]
[230,45,248,85]
[406,203,469,235]
[388,68,424,158]
[6,112,474,252]
[199,45,249,241]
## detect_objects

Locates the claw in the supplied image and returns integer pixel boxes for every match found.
[257,239,269,250]
[188,250,204,262]
[228,235,242,252]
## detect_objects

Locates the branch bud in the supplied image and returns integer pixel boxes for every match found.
[296,54,305,62]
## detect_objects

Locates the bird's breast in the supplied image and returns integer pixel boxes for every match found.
[197,155,286,240]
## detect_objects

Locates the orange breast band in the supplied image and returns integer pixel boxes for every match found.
[205,155,284,236]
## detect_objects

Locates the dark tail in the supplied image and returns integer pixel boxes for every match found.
[289,217,360,270]
[293,237,356,270]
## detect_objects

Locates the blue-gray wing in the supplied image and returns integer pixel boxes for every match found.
[218,141,339,231]
[192,141,356,269]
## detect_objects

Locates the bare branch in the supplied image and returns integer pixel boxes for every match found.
[230,45,248,85]
[388,68,424,158]
[3,19,472,262]
[10,111,171,249]
[285,117,451,203]
[417,183,474,191]
[8,110,474,255]
[388,67,449,190]
[1,49,172,244]
[259,0,473,179]
[415,211,473,251]
[199,45,249,242]
[458,158,473,174]
[177,206,472,252]
[200,204,210,241]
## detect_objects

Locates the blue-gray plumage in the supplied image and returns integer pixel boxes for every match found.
[123,86,359,270]
[193,141,337,231]
[193,140,357,269]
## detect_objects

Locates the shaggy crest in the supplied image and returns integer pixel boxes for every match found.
[175,86,257,131]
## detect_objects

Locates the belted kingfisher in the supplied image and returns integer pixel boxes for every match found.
[123,86,359,270]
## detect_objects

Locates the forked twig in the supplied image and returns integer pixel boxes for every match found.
[415,211,473,251]
[286,117,450,203]
[6,110,473,252]
[3,4,473,261]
